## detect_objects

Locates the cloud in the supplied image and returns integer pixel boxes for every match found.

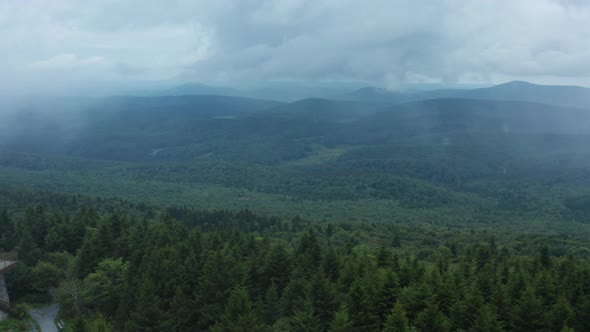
[2,0,590,92]
[179,0,590,86]
[29,54,105,69]
[112,62,150,77]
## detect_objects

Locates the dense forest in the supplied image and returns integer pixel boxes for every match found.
[0,189,589,331]
[2,82,590,330]
[2,92,590,239]
[5,0,590,329]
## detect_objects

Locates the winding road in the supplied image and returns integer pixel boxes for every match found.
[29,302,59,332]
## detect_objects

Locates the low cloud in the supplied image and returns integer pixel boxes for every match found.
[29,54,105,69]
[2,0,590,92]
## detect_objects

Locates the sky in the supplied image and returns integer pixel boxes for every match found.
[2,0,590,95]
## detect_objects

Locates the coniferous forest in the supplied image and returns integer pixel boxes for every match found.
[6,2,590,331]
[1,189,590,331]
[3,85,590,330]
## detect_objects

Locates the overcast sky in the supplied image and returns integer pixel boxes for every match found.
[2,0,590,95]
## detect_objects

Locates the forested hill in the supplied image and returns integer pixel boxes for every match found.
[348,81,590,109]
[2,92,590,237]
[4,95,590,162]
[2,82,590,330]
[2,189,590,331]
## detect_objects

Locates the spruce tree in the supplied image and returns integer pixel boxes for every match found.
[211,287,264,332]
[415,300,451,332]
[309,274,338,330]
[471,304,503,332]
[289,298,322,332]
[548,296,575,332]
[348,282,379,332]
[383,302,409,332]
[510,288,545,332]
[329,304,354,332]
[262,282,281,325]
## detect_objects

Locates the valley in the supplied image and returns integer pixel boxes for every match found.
[3,81,590,331]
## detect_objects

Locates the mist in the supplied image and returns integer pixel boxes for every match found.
[2,0,590,199]
[2,0,590,98]
[4,3,590,330]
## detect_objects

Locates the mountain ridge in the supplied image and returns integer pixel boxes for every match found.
[348,80,590,109]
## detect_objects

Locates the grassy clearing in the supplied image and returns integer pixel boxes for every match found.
[281,145,353,167]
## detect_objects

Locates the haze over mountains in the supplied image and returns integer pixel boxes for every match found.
[3,80,590,161]
[130,80,590,109]
[2,80,590,227]
[349,81,590,109]
[6,2,590,330]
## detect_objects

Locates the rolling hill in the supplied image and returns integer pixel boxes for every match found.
[2,83,590,231]
[349,80,590,109]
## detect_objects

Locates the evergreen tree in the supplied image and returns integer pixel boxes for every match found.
[377,245,393,268]
[263,243,291,292]
[539,245,551,269]
[348,282,379,332]
[491,284,511,325]
[75,229,101,279]
[510,288,545,332]
[329,304,354,332]
[548,295,575,331]
[377,268,400,325]
[296,229,322,273]
[449,299,469,331]
[471,304,503,332]
[88,315,112,332]
[0,208,13,250]
[391,232,402,248]
[211,287,264,332]
[81,258,128,317]
[168,286,197,330]
[262,282,281,325]
[280,278,308,317]
[309,274,338,330]
[574,294,590,331]
[383,302,409,332]
[534,269,557,306]
[322,246,341,281]
[128,279,174,332]
[289,298,322,332]
[415,300,451,332]
[69,317,88,332]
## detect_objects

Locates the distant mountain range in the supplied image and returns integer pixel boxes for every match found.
[4,79,590,165]
[4,89,590,163]
[146,83,242,97]
[348,81,590,109]
[136,80,590,110]
[136,81,366,101]
[4,80,590,219]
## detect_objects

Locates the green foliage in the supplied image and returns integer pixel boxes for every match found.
[81,258,128,317]
[289,298,322,332]
[30,261,62,292]
[329,304,353,332]
[383,302,409,332]
[348,282,379,332]
[87,315,113,332]
[0,317,35,331]
[6,93,590,331]
[471,304,503,332]
[510,288,546,332]
[414,300,451,332]
[2,189,590,330]
[211,287,264,332]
